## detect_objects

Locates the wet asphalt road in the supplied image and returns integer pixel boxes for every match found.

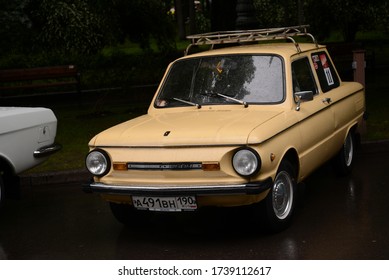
[0,143,388,260]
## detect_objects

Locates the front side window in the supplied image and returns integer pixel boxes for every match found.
[155,55,284,108]
[292,57,318,95]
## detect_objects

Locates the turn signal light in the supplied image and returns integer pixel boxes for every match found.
[113,162,128,171]
[202,162,220,171]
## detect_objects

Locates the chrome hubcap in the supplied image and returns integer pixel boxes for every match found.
[272,171,293,220]
[344,133,354,167]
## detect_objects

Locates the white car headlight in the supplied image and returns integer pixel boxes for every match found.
[232,148,261,176]
[86,149,111,176]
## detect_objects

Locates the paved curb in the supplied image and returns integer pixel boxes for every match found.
[19,140,389,188]
[19,169,91,188]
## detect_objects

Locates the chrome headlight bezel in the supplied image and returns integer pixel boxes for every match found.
[232,148,261,177]
[85,149,111,177]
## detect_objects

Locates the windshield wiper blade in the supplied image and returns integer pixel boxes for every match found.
[173,98,201,109]
[216,93,248,108]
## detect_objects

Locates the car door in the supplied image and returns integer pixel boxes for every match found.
[292,56,336,179]
[311,50,364,141]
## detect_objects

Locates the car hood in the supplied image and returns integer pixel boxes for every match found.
[0,107,57,135]
[90,109,284,147]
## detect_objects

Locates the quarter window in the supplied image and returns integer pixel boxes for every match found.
[311,51,340,92]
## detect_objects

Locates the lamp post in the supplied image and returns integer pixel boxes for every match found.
[235,0,258,30]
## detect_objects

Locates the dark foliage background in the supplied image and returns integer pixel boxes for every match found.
[0,0,388,89]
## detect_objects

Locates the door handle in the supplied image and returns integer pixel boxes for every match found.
[322,97,332,104]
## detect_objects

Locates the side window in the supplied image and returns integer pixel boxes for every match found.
[311,51,340,92]
[292,57,318,95]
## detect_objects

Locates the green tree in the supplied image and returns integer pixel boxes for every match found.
[0,0,33,53]
[253,0,298,28]
[30,0,107,55]
[253,0,386,42]
[304,0,383,42]
[114,0,176,53]
[371,0,389,34]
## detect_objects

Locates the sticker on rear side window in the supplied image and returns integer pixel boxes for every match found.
[311,52,340,92]
[320,54,334,86]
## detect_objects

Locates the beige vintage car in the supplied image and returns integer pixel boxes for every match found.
[84,26,365,232]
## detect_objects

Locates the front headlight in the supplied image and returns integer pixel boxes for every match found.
[86,149,111,176]
[232,148,261,177]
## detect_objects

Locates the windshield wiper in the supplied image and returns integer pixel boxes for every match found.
[216,93,248,108]
[173,98,201,109]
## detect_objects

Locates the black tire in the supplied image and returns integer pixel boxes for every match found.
[262,160,297,232]
[109,202,144,226]
[333,131,355,175]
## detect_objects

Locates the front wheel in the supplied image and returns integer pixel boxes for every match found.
[261,160,297,232]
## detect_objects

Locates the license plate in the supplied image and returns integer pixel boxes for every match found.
[132,196,197,212]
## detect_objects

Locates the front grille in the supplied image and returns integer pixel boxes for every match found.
[127,162,202,170]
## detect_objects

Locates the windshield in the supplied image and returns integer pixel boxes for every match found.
[155,55,284,108]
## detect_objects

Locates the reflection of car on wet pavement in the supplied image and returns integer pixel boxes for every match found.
[84,26,366,232]
[0,107,61,207]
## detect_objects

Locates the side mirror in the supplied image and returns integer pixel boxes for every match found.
[295,91,314,111]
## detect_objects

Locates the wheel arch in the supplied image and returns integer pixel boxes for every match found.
[349,123,361,148]
[0,154,16,174]
[280,148,299,179]
[0,155,19,196]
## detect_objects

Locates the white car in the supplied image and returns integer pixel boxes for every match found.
[0,107,61,206]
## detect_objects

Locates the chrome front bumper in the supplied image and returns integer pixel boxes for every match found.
[83,178,273,196]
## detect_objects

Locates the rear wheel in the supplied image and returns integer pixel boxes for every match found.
[262,160,297,232]
[333,131,355,175]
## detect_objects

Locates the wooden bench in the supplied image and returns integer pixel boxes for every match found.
[0,65,81,96]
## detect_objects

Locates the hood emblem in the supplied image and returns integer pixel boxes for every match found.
[163,131,171,137]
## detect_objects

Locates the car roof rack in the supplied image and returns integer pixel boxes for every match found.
[185,25,317,55]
